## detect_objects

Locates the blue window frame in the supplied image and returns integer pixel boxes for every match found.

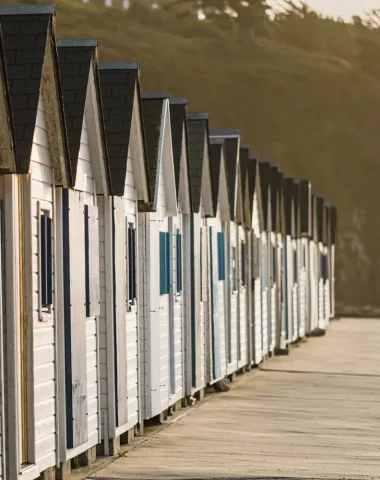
[160,231,171,295]
[176,231,182,294]
[217,231,225,281]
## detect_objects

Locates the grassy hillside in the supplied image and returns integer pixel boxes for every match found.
[4,0,380,312]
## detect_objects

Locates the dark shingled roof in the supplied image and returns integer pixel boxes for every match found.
[283,176,295,237]
[300,180,312,237]
[187,113,213,213]
[169,98,186,196]
[277,169,286,236]
[239,144,249,204]
[57,39,99,186]
[169,98,192,209]
[330,204,337,245]
[0,5,70,178]
[325,202,331,246]
[311,194,318,242]
[0,25,16,173]
[258,160,272,231]
[209,138,225,210]
[293,179,301,239]
[210,130,240,219]
[99,62,148,198]
[316,196,326,244]
[247,155,261,217]
[269,163,280,233]
[141,93,170,209]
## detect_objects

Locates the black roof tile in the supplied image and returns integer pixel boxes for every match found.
[300,180,311,237]
[141,95,166,209]
[209,139,224,210]
[316,196,326,244]
[330,205,337,244]
[283,176,295,237]
[99,63,148,198]
[0,25,16,173]
[57,38,111,190]
[0,6,70,181]
[211,134,239,219]
[168,99,192,209]
[259,160,272,231]
[186,113,214,213]
[247,155,262,225]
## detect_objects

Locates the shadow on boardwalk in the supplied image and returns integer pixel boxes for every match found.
[92,319,380,480]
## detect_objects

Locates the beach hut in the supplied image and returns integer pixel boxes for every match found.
[268,163,282,353]
[236,144,250,369]
[98,62,150,451]
[316,196,328,329]
[309,194,319,332]
[207,138,231,383]
[299,180,312,334]
[283,176,298,343]
[139,92,179,420]
[186,112,215,395]
[245,156,264,365]
[258,161,272,357]
[55,38,111,464]
[209,130,245,376]
[167,99,192,406]
[329,205,337,319]
[0,5,72,479]
[293,180,305,338]
[273,168,286,352]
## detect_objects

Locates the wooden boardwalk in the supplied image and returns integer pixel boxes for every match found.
[92,319,380,480]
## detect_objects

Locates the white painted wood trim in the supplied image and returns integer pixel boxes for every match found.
[104,198,116,439]
[4,175,21,478]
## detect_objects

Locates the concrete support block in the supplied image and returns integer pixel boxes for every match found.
[120,427,135,445]
[75,446,96,467]
[56,461,71,480]
[40,467,56,480]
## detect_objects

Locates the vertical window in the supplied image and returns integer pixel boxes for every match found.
[84,205,90,317]
[294,248,298,283]
[176,230,182,294]
[159,231,170,295]
[40,210,53,311]
[128,223,137,306]
[217,231,225,281]
[241,241,246,286]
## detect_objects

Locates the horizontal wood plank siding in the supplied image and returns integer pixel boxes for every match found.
[30,97,56,470]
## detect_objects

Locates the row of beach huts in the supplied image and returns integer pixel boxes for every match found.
[0,5,337,480]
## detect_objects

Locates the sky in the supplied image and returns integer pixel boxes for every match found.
[268,0,380,21]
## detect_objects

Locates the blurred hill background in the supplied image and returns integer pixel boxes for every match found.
[4,0,380,315]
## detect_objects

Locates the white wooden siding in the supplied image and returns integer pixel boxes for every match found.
[253,277,262,364]
[169,214,184,406]
[309,241,318,332]
[30,97,56,471]
[98,197,108,435]
[227,222,238,375]
[62,114,100,459]
[207,214,227,383]
[270,285,276,352]
[76,116,95,202]
[124,148,138,429]
[261,233,268,356]
[238,226,247,369]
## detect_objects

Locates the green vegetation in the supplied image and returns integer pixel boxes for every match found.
[5,0,380,311]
